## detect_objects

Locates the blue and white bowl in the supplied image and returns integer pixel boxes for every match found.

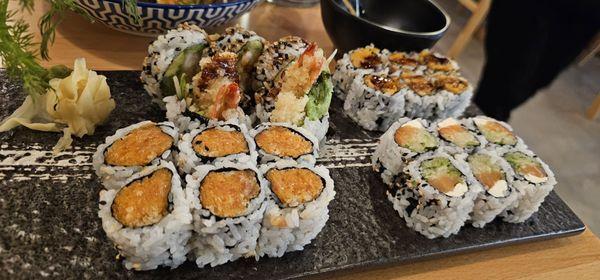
[75,0,263,36]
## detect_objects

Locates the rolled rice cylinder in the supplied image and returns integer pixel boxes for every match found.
[250,123,320,165]
[186,162,269,267]
[177,120,257,174]
[98,160,191,270]
[500,148,556,223]
[372,118,439,185]
[257,160,335,258]
[332,45,387,100]
[467,150,519,228]
[386,150,482,238]
[465,116,528,154]
[93,121,178,189]
[433,117,487,155]
[140,23,209,105]
[343,70,408,131]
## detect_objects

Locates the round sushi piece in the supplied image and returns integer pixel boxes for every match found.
[417,49,460,74]
[343,70,407,131]
[386,51,426,75]
[372,118,438,185]
[98,161,191,270]
[141,23,209,105]
[401,73,473,120]
[93,121,178,189]
[251,123,319,165]
[164,51,252,132]
[468,116,527,153]
[434,117,485,154]
[254,37,334,143]
[500,149,556,223]
[186,162,268,267]
[257,160,335,258]
[386,151,482,239]
[332,45,387,100]
[467,151,519,228]
[209,26,266,108]
[177,120,257,174]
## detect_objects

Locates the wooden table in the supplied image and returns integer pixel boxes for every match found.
[9,1,600,279]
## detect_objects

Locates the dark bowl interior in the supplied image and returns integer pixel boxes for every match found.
[321,0,450,53]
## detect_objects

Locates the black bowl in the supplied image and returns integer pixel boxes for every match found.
[321,0,450,53]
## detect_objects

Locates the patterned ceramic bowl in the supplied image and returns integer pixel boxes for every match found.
[75,0,263,36]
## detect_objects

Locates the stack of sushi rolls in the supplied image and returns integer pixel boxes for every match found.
[335,46,473,131]
[373,116,557,238]
[250,122,320,165]
[177,120,258,174]
[253,37,334,143]
[332,45,388,100]
[185,162,269,267]
[257,160,335,257]
[93,121,179,189]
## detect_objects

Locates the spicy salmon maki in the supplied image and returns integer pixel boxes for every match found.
[93,121,179,189]
[251,123,319,164]
[98,161,191,270]
[177,121,257,173]
[185,162,268,267]
[257,160,335,258]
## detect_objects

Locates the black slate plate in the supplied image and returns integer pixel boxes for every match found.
[0,71,585,279]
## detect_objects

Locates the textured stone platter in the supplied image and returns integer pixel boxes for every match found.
[0,71,585,279]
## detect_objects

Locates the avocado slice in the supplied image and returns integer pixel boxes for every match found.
[305,72,333,121]
[160,43,207,98]
[237,39,263,93]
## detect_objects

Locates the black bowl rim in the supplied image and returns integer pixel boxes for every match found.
[100,0,259,9]
[325,0,450,37]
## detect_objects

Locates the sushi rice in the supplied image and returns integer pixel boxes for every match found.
[98,160,192,270]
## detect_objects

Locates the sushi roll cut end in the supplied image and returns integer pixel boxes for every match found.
[255,126,313,158]
[266,168,324,208]
[193,128,249,158]
[111,168,173,228]
[394,120,437,153]
[420,157,467,197]
[419,50,456,72]
[437,118,479,148]
[468,154,508,197]
[504,152,548,184]
[200,169,261,218]
[388,52,418,67]
[434,75,469,94]
[404,75,435,96]
[350,46,382,69]
[474,117,517,146]
[105,124,173,166]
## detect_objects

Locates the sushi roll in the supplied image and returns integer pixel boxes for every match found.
[98,161,191,270]
[93,121,178,189]
[177,120,257,174]
[417,49,459,74]
[467,151,519,227]
[332,45,387,100]
[164,51,252,132]
[469,116,526,153]
[254,37,334,142]
[435,117,484,154]
[186,162,268,267]
[386,151,482,239]
[257,160,335,258]
[209,26,266,107]
[372,118,438,185]
[141,23,209,105]
[251,123,319,165]
[501,150,556,223]
[386,51,426,75]
[343,71,407,131]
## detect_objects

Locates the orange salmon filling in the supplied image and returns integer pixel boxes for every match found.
[428,175,462,193]
[193,128,249,158]
[112,169,172,228]
[481,121,517,145]
[105,124,173,166]
[266,168,324,207]
[520,164,547,178]
[438,125,479,148]
[255,126,313,158]
[200,170,260,218]
[475,171,503,189]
